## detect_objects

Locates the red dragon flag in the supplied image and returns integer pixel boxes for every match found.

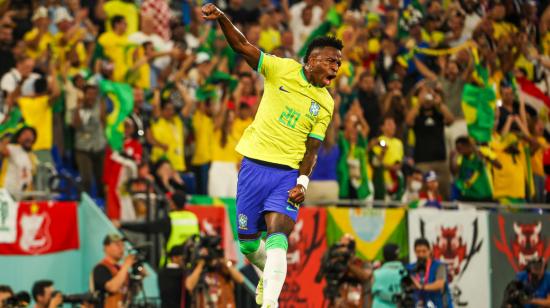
[0,201,79,255]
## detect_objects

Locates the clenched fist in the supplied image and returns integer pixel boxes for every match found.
[202,3,224,20]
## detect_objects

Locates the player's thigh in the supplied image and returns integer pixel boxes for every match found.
[263,169,299,236]
[236,159,270,235]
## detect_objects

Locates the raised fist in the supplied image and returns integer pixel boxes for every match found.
[201,4,223,20]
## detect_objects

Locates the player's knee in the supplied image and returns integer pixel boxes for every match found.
[266,233,288,251]
[239,237,261,255]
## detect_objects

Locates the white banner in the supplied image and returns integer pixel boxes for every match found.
[408,209,490,307]
[0,189,18,243]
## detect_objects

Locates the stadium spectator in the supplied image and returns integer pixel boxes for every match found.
[372,116,404,201]
[531,119,549,203]
[354,72,381,139]
[98,15,130,82]
[338,103,371,200]
[402,168,424,205]
[307,120,340,203]
[513,258,550,307]
[451,136,499,202]
[419,171,443,209]
[31,280,62,308]
[406,81,454,199]
[208,101,240,198]
[0,126,37,200]
[73,84,106,198]
[147,94,186,173]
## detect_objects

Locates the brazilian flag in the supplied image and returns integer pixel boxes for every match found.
[0,107,22,138]
[99,79,134,151]
[461,48,497,143]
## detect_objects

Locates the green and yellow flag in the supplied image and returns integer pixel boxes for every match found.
[99,79,134,151]
[326,207,408,260]
[0,107,22,138]
[461,48,497,143]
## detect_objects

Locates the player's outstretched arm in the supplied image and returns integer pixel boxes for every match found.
[289,137,322,203]
[201,3,261,70]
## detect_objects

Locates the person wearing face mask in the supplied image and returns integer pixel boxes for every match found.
[406,82,454,200]
[401,168,424,204]
[0,126,37,200]
[408,238,453,308]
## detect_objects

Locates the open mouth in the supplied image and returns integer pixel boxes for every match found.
[323,74,336,86]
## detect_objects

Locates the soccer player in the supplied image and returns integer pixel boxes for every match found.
[202,4,343,307]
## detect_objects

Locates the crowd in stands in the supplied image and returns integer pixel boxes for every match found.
[1,0,550,222]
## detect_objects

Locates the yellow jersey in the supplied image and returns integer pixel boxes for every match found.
[18,96,52,151]
[98,31,131,82]
[212,129,241,163]
[150,116,185,172]
[236,52,334,169]
[23,28,53,59]
[191,110,213,166]
[103,0,139,36]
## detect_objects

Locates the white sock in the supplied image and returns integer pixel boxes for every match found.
[262,247,287,307]
[246,239,266,271]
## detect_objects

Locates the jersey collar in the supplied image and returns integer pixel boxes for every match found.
[299,67,321,88]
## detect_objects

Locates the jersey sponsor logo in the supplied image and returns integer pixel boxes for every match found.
[309,101,320,116]
[238,214,248,230]
[279,106,301,128]
[279,85,291,93]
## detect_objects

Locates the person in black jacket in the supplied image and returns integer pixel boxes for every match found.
[158,244,190,308]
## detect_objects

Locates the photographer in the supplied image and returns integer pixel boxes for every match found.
[509,258,550,307]
[317,234,372,308]
[185,236,244,308]
[31,280,62,308]
[407,238,453,308]
[158,244,190,308]
[91,234,136,308]
[0,286,13,308]
[371,244,407,308]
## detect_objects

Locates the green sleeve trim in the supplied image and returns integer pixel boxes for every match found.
[309,133,325,141]
[257,51,264,72]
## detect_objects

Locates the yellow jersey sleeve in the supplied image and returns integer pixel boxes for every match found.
[309,98,332,141]
[257,52,300,81]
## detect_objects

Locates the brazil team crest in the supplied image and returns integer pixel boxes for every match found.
[309,101,320,116]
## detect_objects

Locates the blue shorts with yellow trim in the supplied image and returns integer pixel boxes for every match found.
[236,157,299,235]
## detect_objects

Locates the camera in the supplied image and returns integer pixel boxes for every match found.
[2,291,30,308]
[197,235,224,265]
[501,280,532,307]
[315,243,354,300]
[51,291,100,305]
[129,245,149,279]
[392,269,416,307]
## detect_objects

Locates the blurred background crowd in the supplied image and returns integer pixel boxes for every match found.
[1,0,550,223]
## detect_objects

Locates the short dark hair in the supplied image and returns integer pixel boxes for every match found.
[0,285,13,295]
[32,280,53,301]
[455,136,471,146]
[110,15,125,29]
[304,36,343,63]
[11,126,37,144]
[414,238,430,250]
[33,77,48,94]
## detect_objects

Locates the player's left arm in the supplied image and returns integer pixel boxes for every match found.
[288,137,322,203]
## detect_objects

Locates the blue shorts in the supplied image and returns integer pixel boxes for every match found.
[236,158,299,235]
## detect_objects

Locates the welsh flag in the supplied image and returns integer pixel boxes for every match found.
[99,79,134,152]
[326,207,408,260]
[0,196,79,255]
